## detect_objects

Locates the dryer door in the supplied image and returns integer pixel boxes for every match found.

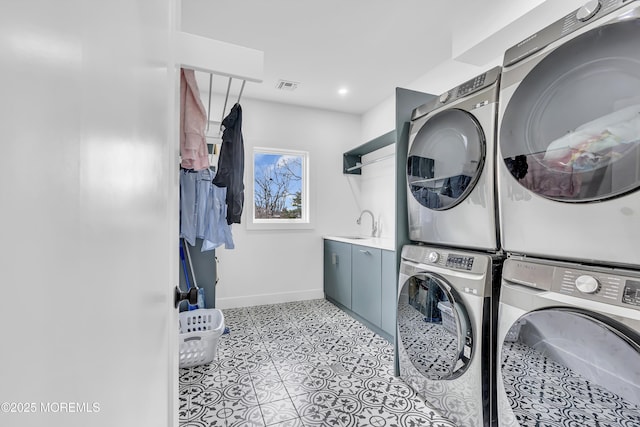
[500,308,640,426]
[407,109,485,210]
[397,272,473,380]
[500,18,640,202]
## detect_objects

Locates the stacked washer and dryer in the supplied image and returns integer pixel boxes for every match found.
[398,2,640,427]
[495,1,640,426]
[397,67,504,427]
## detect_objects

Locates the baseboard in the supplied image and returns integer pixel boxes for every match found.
[215,289,325,309]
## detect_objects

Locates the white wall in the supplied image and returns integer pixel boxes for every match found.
[213,98,361,308]
[347,144,396,240]
[0,1,178,425]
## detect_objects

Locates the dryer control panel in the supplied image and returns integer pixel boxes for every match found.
[503,0,636,66]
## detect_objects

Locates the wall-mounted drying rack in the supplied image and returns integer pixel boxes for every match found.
[203,73,247,135]
[345,153,394,173]
[176,31,264,136]
[343,130,396,174]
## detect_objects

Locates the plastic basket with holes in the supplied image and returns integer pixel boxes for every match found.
[178,308,225,369]
[504,319,526,342]
[437,301,456,335]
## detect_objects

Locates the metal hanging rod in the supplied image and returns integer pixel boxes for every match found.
[346,153,394,172]
[206,73,213,133]
[218,77,246,132]
[192,69,247,135]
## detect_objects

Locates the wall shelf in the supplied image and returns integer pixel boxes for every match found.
[343,130,395,175]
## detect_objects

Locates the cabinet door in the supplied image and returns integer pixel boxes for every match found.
[324,240,352,309]
[351,245,382,327]
[381,250,396,336]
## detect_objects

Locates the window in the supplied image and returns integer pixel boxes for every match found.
[249,147,310,229]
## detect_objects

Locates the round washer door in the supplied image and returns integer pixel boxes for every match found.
[501,308,640,425]
[407,109,485,210]
[500,18,640,202]
[397,273,473,380]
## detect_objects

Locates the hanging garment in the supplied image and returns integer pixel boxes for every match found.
[180,68,209,171]
[202,185,235,251]
[180,168,234,251]
[180,170,198,246]
[212,103,245,224]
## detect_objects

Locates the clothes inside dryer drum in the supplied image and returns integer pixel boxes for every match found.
[407,108,485,210]
[500,309,640,427]
[500,18,640,203]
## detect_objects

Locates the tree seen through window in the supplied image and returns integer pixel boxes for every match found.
[254,152,304,219]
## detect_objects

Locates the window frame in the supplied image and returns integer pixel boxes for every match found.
[246,147,312,230]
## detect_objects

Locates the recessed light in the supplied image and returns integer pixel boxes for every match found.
[338,87,349,96]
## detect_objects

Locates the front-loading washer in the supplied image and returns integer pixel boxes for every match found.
[497,257,640,426]
[407,66,500,251]
[397,244,503,426]
[497,0,640,267]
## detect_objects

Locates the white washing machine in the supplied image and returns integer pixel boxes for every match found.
[497,256,640,426]
[407,67,501,251]
[397,244,503,427]
[497,0,640,267]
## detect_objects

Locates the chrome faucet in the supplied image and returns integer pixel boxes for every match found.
[357,209,378,237]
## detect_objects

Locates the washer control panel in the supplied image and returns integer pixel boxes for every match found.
[401,244,488,275]
[504,257,640,310]
[446,254,475,271]
[553,266,640,309]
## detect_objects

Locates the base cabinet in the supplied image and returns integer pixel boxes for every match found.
[352,245,382,327]
[323,239,396,341]
[323,240,352,309]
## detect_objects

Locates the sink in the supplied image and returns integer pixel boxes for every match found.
[337,235,368,240]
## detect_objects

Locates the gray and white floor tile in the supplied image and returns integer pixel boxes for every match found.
[180,299,454,426]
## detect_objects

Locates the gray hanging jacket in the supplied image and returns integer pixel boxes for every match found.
[212,103,245,224]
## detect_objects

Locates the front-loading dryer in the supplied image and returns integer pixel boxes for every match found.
[497,0,640,267]
[497,257,640,426]
[397,244,503,427]
[407,67,500,251]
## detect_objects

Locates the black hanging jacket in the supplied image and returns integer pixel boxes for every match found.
[212,103,244,224]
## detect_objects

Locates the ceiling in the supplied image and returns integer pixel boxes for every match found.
[181,0,485,115]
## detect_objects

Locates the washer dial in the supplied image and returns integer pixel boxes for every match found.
[575,275,600,294]
[576,0,601,22]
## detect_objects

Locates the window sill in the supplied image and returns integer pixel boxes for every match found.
[246,220,314,231]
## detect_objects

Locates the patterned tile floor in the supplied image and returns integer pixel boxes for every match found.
[179,299,456,427]
[501,341,640,427]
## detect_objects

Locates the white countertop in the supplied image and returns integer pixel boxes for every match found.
[323,235,395,251]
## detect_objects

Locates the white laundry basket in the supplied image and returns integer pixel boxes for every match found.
[437,301,456,335]
[178,308,225,369]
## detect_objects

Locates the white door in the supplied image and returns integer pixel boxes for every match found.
[0,1,178,426]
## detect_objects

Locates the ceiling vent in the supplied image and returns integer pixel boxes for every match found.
[275,79,299,91]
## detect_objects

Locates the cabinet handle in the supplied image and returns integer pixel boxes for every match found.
[359,250,371,255]
[332,253,338,265]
